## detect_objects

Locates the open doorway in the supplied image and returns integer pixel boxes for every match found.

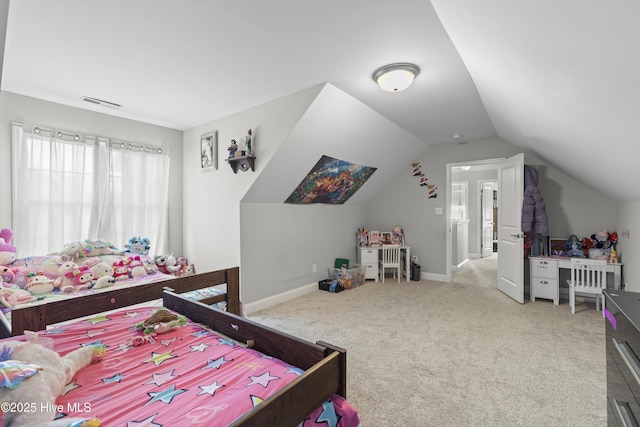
[446,159,502,283]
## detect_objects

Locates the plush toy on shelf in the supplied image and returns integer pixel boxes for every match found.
[0,334,105,426]
[0,228,17,266]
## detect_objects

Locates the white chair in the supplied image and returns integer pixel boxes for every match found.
[379,245,401,283]
[567,258,608,316]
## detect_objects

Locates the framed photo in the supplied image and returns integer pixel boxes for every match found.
[200,131,217,170]
[369,230,380,246]
[380,232,392,245]
[549,237,567,256]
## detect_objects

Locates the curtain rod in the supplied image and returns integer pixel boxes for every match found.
[13,122,166,154]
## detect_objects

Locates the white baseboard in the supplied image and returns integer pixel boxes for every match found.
[244,282,318,315]
[451,258,469,272]
[423,272,447,282]
[244,272,449,314]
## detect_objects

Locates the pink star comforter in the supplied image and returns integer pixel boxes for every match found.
[2,306,361,426]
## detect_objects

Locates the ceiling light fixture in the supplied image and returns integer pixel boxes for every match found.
[372,63,420,92]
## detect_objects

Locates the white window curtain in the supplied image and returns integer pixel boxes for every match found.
[11,123,170,257]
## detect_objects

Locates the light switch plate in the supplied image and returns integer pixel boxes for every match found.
[435,207,443,215]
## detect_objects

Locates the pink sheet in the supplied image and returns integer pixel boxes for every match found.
[3,307,361,426]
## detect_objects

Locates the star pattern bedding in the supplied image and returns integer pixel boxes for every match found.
[3,306,360,426]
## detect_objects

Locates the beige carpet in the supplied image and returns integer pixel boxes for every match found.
[249,255,607,426]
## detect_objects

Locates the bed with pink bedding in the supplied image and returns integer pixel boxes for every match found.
[0,272,361,426]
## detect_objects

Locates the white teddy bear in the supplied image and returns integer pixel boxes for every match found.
[53,261,79,293]
[0,336,105,426]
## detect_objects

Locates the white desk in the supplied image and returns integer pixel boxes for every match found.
[529,256,623,304]
[356,245,411,283]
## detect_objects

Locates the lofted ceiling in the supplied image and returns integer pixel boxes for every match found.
[2,1,638,201]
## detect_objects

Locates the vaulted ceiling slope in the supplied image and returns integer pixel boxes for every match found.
[431,0,640,202]
[1,1,637,202]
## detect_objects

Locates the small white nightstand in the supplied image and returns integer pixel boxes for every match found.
[530,257,559,305]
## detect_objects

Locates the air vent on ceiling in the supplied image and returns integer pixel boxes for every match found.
[81,96,121,110]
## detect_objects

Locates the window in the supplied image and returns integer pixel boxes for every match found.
[11,123,170,257]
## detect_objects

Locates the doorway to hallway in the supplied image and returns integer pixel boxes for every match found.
[451,253,497,288]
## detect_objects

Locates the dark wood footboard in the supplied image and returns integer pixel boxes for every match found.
[5,267,240,337]
[163,289,347,427]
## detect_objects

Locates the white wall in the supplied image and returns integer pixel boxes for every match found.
[241,203,368,302]
[183,83,428,303]
[0,91,185,254]
[181,85,323,278]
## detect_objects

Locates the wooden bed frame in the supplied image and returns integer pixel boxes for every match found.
[163,289,348,427]
[1,266,350,426]
[1,267,241,338]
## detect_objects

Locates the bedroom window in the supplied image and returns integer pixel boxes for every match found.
[11,123,170,257]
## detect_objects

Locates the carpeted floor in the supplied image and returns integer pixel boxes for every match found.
[249,254,607,426]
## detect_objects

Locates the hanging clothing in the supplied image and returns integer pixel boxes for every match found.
[521,166,549,256]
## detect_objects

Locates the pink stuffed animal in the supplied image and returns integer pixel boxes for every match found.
[0,287,35,308]
[0,266,16,285]
[64,265,96,291]
[127,256,147,278]
[0,228,17,266]
[112,260,130,281]
[53,260,79,293]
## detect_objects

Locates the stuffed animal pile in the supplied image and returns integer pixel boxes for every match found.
[0,333,105,426]
[564,229,619,260]
[0,228,196,306]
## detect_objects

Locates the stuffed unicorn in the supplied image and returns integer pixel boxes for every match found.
[0,335,105,426]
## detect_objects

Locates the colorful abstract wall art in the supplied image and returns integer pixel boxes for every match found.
[285,155,377,204]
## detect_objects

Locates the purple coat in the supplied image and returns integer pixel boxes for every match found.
[521,166,549,236]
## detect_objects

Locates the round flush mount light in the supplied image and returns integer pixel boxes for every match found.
[372,63,420,92]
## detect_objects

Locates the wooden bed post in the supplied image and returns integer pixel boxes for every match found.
[225,266,241,316]
[317,341,347,399]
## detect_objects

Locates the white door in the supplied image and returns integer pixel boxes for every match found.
[497,153,524,303]
[481,183,494,258]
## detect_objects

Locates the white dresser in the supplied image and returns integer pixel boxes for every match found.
[357,247,379,282]
[529,257,559,305]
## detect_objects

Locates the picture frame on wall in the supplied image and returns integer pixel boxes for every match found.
[200,131,217,170]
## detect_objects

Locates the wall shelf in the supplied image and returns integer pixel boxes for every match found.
[225,155,256,173]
